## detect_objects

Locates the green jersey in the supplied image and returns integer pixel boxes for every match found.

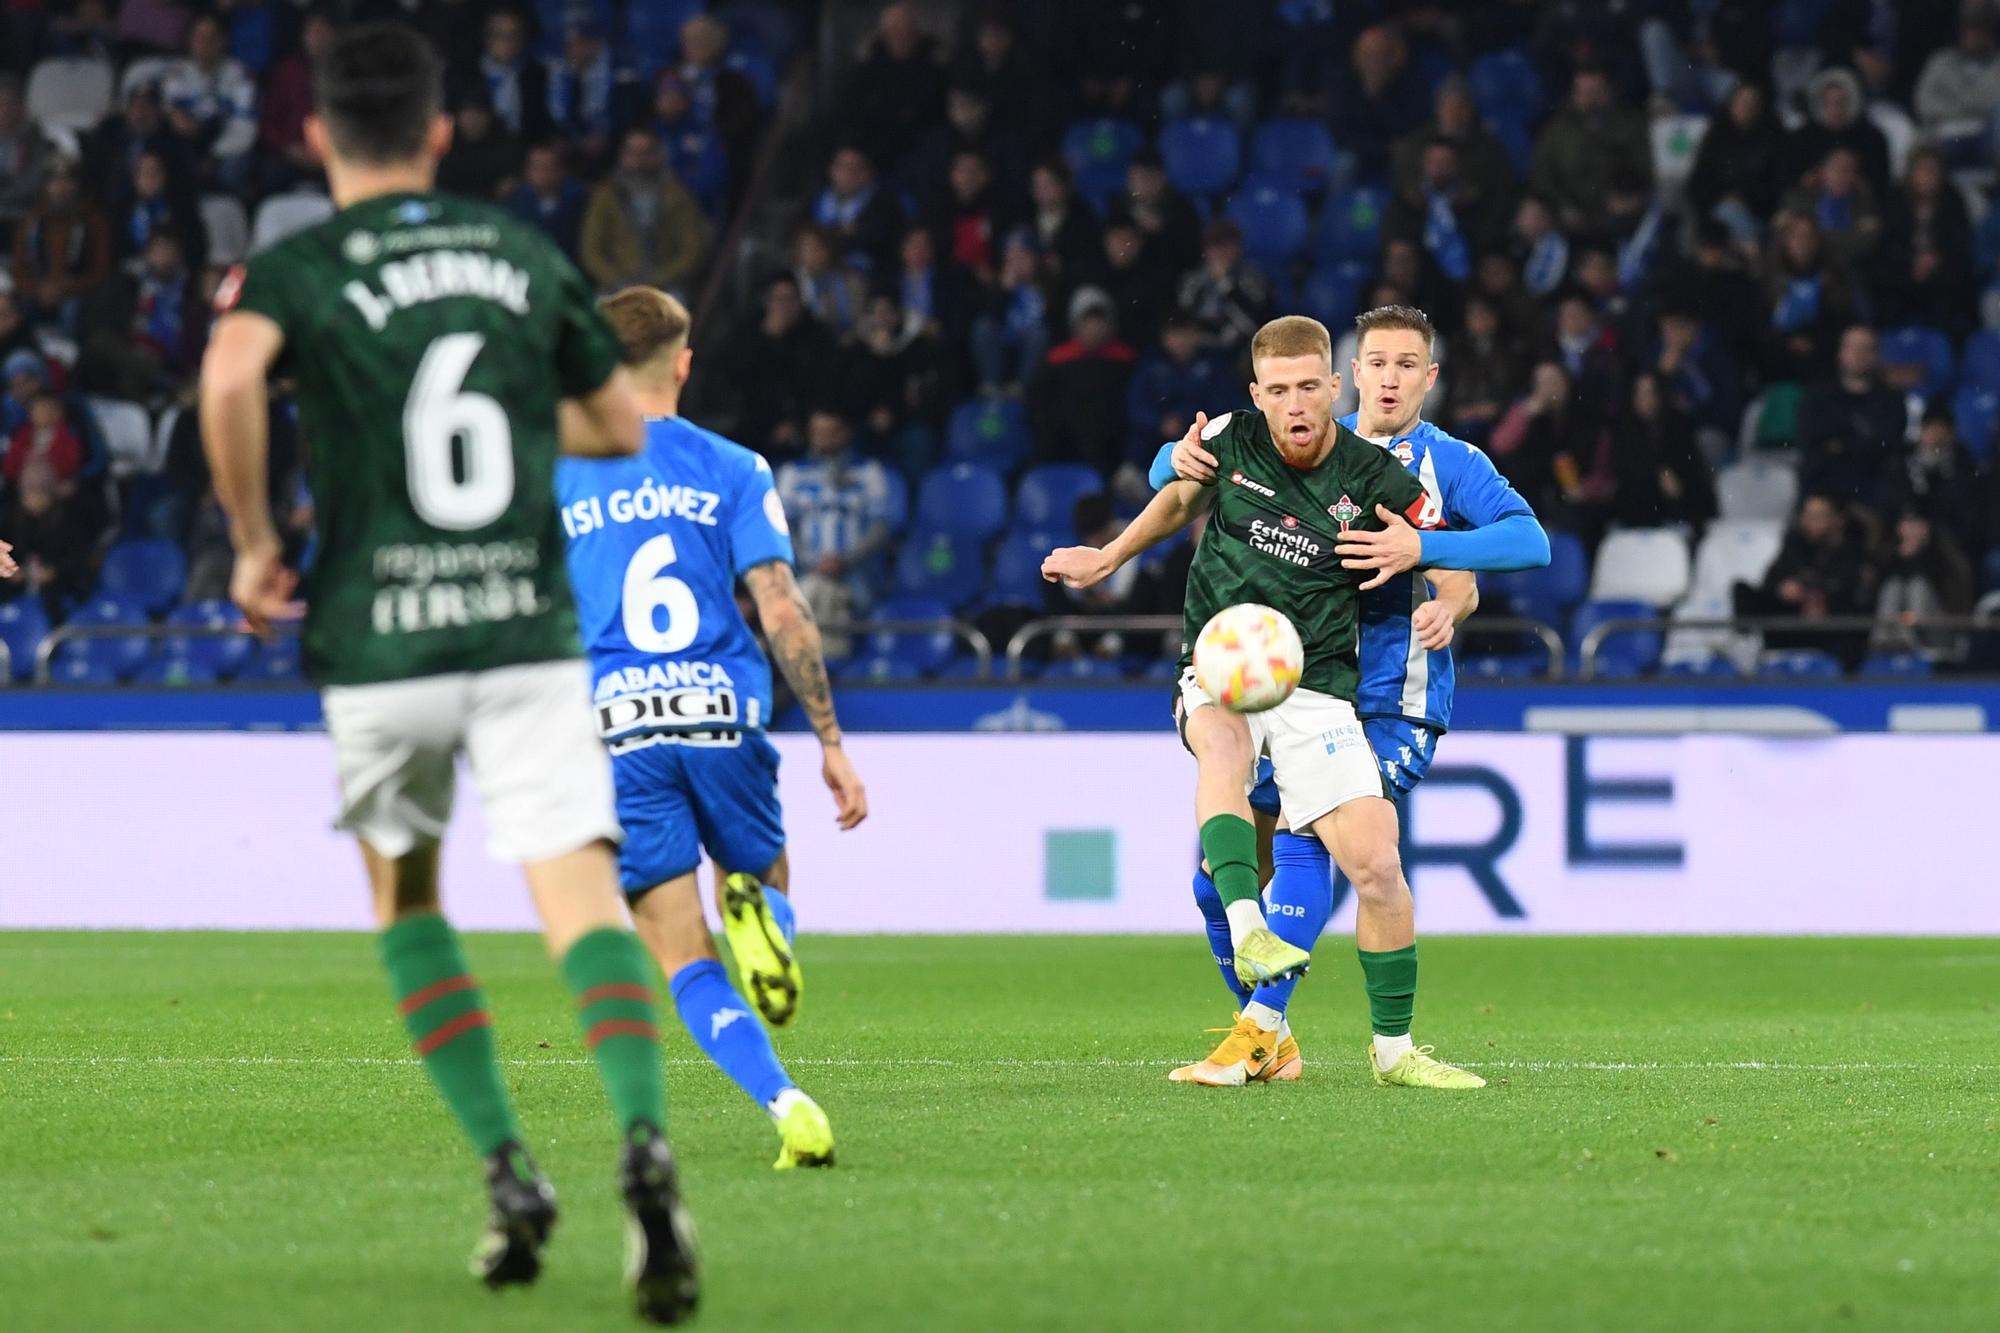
[1179,410,1431,701]
[224,190,623,686]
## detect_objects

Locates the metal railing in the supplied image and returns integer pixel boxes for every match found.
[33,622,294,685]
[1003,615,1183,681]
[1575,613,2000,680]
[819,619,994,678]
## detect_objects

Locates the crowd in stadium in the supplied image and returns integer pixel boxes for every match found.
[5,0,2000,684]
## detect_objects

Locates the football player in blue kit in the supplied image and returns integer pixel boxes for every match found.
[557,287,866,1165]
[1152,305,1550,1087]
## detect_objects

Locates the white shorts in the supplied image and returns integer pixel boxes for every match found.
[1179,668,1385,830]
[320,659,620,863]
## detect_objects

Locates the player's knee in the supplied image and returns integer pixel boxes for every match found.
[1344,854,1407,907]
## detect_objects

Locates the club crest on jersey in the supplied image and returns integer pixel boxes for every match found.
[1229,470,1276,498]
[1392,441,1414,463]
[1329,495,1365,529]
[342,230,381,264]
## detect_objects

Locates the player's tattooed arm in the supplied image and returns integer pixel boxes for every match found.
[744,558,842,746]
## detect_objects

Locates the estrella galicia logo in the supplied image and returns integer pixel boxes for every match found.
[1229,470,1277,498]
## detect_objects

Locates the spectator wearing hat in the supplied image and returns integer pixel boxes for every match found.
[1031,287,1137,473]
[1784,67,1893,200]
[1176,219,1271,358]
[0,76,49,251]
[579,129,711,297]
[648,72,728,221]
[969,230,1051,397]
[11,160,111,335]
[506,142,586,260]
[438,89,525,200]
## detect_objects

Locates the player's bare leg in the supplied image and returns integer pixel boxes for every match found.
[630,867,833,1169]
[361,839,559,1287]
[1310,800,1484,1089]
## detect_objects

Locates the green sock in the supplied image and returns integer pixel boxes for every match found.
[379,914,520,1156]
[1358,944,1418,1037]
[562,928,666,1135]
[1198,813,1261,906]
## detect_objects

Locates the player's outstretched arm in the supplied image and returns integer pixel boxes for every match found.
[744,559,867,831]
[200,311,301,637]
[1042,477,1206,589]
[558,366,645,458]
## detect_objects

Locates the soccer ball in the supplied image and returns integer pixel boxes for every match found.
[1193,604,1303,713]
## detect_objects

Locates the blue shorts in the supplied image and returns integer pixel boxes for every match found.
[611,730,785,895]
[1249,717,1440,815]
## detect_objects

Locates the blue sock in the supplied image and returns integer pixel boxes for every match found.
[669,959,793,1108]
[1249,832,1335,1017]
[763,885,797,949]
[1192,867,1252,1006]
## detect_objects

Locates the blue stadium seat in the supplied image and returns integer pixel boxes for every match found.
[1759,649,1843,679]
[1491,529,1588,629]
[1061,117,1144,207]
[988,531,1054,607]
[166,599,255,679]
[893,532,986,609]
[1570,599,1663,677]
[1960,329,2000,388]
[1880,326,1955,399]
[1952,384,1998,462]
[0,597,50,682]
[864,594,959,672]
[831,654,924,683]
[1468,48,1544,130]
[1459,652,1546,680]
[1858,651,1932,678]
[1225,182,1310,268]
[1315,185,1387,265]
[1661,656,1742,679]
[1158,117,1241,197]
[914,463,1008,541]
[131,651,220,687]
[1041,656,1125,682]
[57,595,154,680]
[49,649,120,686]
[1013,464,1105,536]
[1249,119,1338,196]
[725,45,779,108]
[238,637,303,683]
[619,0,705,75]
[1298,261,1367,329]
[98,539,186,614]
[944,398,1031,474]
[1140,657,1182,683]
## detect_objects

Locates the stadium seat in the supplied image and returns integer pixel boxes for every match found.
[1880,326,1955,399]
[1716,456,1800,521]
[1689,519,1784,600]
[53,596,154,681]
[238,638,304,683]
[1249,118,1338,196]
[832,654,924,683]
[1225,182,1310,268]
[1489,528,1588,629]
[1459,651,1548,680]
[1468,48,1543,128]
[893,532,986,609]
[26,56,115,134]
[1952,384,1998,462]
[1758,649,1843,679]
[1570,599,1664,678]
[987,531,1054,608]
[250,190,335,255]
[726,45,779,108]
[131,651,220,687]
[863,594,959,673]
[98,539,187,614]
[1867,100,1918,179]
[0,598,51,682]
[166,600,255,679]
[1858,651,1932,678]
[48,649,121,686]
[1158,117,1241,198]
[1661,655,1742,679]
[87,397,155,479]
[1013,464,1105,536]
[1060,117,1144,207]
[1041,656,1124,682]
[201,194,251,267]
[1589,528,1692,607]
[1298,261,1367,329]
[914,463,1008,542]
[1315,185,1387,265]
[944,399,1031,474]
[1960,329,2000,388]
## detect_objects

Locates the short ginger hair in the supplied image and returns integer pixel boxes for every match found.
[1249,314,1333,370]
[598,286,691,368]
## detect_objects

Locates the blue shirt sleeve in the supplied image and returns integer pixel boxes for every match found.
[1418,441,1550,572]
[1147,440,1177,491]
[729,452,795,575]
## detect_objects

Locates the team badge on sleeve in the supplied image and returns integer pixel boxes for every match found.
[763,488,790,535]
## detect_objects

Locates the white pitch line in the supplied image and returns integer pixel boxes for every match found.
[0,1055,1993,1073]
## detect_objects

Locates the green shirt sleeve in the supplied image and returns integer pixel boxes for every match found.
[551,254,622,399]
[220,252,303,371]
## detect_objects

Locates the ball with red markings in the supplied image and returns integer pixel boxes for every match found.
[1192,603,1303,713]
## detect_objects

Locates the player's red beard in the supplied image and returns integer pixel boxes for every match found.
[1272,416,1330,467]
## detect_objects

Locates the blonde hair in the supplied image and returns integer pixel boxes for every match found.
[598,286,691,369]
[1249,315,1333,371]
[1353,303,1436,354]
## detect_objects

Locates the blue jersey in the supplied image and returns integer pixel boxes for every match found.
[556,415,793,753]
[1337,414,1534,731]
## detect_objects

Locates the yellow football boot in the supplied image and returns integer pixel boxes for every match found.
[772,1094,835,1170]
[716,872,801,1027]
[1231,927,1310,988]
[1253,1031,1302,1082]
[1368,1043,1486,1089]
[1169,1013,1287,1087]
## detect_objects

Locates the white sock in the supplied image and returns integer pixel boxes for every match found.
[1373,1033,1414,1071]
[767,1087,810,1120]
[1223,898,1268,948]
[1278,1019,1292,1043]
[1242,1001,1284,1033]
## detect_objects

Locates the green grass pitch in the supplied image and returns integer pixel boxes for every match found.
[5,932,1997,1331]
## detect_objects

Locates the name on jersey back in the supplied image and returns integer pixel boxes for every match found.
[560,478,723,539]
